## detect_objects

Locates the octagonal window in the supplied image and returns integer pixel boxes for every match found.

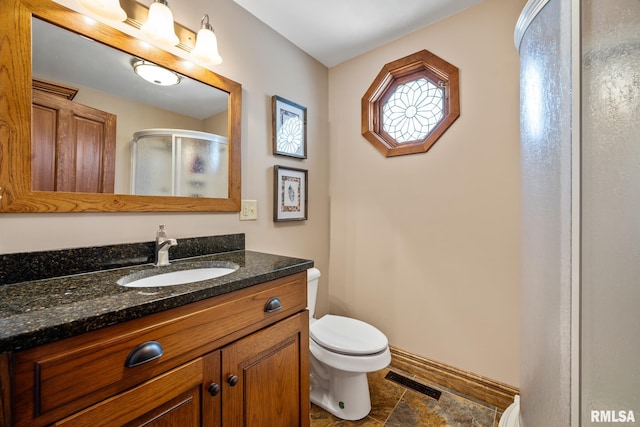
[382,77,444,143]
[362,50,460,157]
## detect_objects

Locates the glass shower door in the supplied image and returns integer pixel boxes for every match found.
[131,129,228,198]
[131,133,174,196]
[178,136,228,198]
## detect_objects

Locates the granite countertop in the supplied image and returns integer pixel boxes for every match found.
[0,250,313,353]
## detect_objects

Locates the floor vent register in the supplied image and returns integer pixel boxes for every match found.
[385,371,442,400]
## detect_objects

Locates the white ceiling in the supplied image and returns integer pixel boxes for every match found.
[232,0,483,67]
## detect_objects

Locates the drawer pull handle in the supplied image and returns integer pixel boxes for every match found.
[208,382,221,396]
[125,341,164,367]
[264,297,282,313]
[227,374,239,387]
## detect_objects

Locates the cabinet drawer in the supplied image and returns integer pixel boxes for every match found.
[13,272,306,427]
[54,357,205,427]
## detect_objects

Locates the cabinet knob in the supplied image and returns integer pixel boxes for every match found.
[125,341,163,367]
[264,297,282,313]
[227,374,239,387]
[208,382,221,396]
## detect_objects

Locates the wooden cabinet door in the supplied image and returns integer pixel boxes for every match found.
[52,351,223,427]
[32,89,116,193]
[221,312,310,427]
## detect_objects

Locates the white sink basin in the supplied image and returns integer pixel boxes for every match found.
[118,262,238,288]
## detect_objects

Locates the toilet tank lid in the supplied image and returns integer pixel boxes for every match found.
[310,315,388,355]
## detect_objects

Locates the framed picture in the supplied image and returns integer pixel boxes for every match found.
[274,165,308,222]
[272,95,307,159]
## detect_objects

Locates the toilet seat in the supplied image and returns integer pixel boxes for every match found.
[310,315,388,356]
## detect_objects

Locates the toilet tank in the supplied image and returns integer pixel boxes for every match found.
[307,268,321,319]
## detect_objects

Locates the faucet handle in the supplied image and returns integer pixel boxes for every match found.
[157,224,167,239]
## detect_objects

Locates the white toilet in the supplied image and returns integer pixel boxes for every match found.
[307,268,391,421]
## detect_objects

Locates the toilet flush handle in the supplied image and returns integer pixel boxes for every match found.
[264,297,282,313]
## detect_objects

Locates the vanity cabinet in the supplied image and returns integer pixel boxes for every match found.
[8,272,310,427]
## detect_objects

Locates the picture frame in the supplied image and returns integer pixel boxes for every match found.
[273,165,308,222]
[272,95,307,159]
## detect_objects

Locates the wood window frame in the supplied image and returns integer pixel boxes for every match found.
[361,50,460,157]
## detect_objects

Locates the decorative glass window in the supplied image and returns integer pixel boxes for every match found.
[362,50,460,157]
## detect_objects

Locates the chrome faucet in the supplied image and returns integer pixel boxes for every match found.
[154,225,177,267]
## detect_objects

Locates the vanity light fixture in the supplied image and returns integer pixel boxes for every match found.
[140,0,179,46]
[77,0,225,64]
[77,0,127,21]
[132,59,181,86]
[191,14,223,65]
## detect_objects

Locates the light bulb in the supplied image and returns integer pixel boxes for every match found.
[191,14,223,65]
[141,0,179,46]
[193,29,222,65]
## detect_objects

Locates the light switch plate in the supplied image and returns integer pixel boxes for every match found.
[240,200,258,220]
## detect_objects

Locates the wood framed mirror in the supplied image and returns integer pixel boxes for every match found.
[0,0,241,212]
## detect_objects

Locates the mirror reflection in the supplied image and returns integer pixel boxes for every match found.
[31,17,230,197]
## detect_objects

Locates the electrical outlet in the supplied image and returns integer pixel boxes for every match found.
[240,200,258,220]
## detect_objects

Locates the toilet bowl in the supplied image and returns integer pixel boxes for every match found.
[307,268,391,421]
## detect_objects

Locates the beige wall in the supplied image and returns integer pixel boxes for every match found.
[327,0,523,386]
[0,0,330,281]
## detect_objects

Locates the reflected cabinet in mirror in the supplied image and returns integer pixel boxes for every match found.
[0,0,241,212]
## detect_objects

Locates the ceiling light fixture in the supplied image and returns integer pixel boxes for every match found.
[132,59,181,86]
[140,0,179,46]
[77,0,127,21]
[191,14,223,65]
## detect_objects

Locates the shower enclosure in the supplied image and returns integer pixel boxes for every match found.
[131,129,228,198]
[516,0,639,425]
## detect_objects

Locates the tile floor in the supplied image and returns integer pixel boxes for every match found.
[310,366,503,427]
